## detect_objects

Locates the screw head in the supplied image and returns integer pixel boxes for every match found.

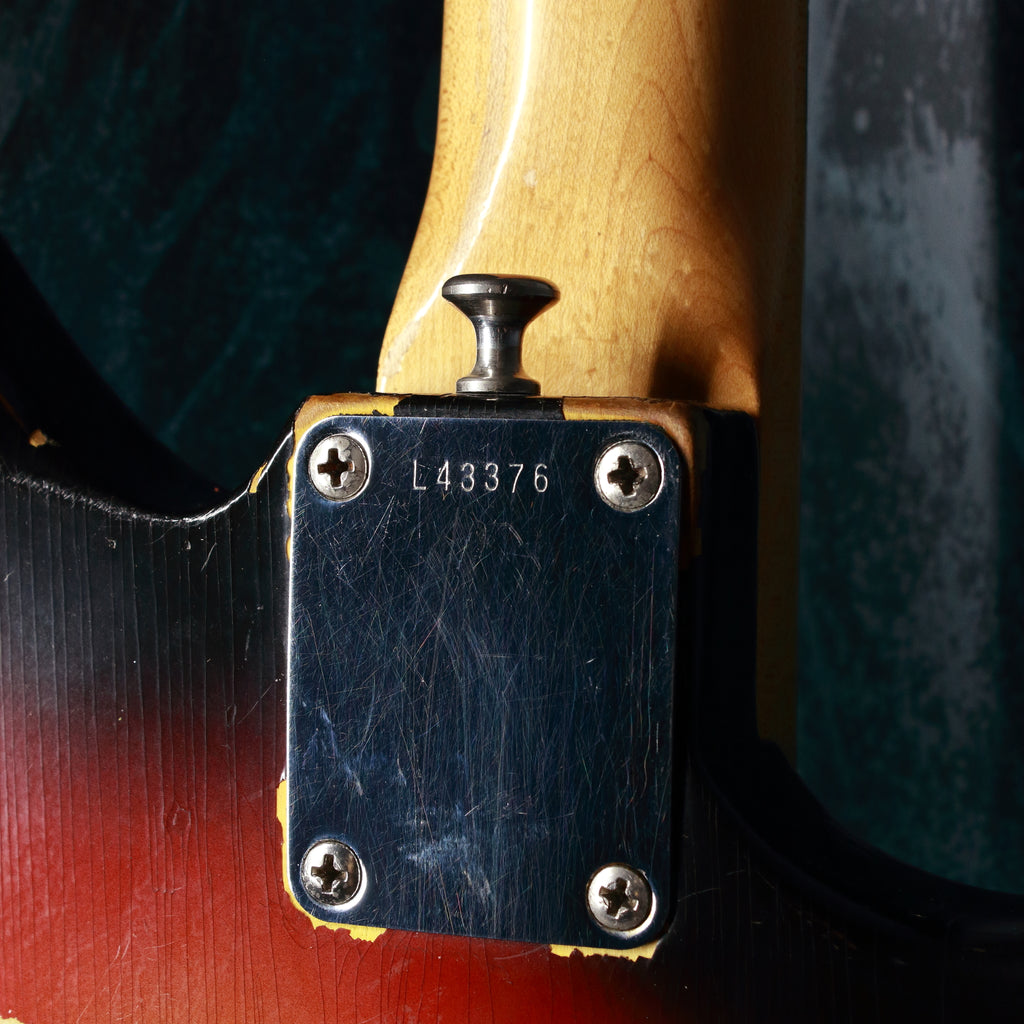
[308,434,370,502]
[300,839,363,908]
[594,441,663,511]
[586,863,656,936]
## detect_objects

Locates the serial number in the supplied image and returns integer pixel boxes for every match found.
[412,459,550,494]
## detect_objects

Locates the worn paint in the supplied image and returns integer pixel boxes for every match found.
[286,393,402,519]
[275,779,386,942]
[248,459,269,494]
[548,939,658,962]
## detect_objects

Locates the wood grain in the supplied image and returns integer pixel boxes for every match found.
[378,0,805,753]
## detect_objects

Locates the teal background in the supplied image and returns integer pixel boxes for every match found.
[800,1,1024,893]
[0,0,440,487]
[1,1,1022,891]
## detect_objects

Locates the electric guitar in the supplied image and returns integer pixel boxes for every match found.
[2,1,1022,1021]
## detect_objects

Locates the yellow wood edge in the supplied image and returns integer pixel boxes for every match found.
[292,393,404,444]
[276,779,386,941]
[562,397,698,470]
[548,939,658,962]
[248,459,269,494]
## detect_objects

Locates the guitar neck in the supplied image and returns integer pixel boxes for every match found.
[379,0,806,752]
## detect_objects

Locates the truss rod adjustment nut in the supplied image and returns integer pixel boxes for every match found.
[443,274,557,396]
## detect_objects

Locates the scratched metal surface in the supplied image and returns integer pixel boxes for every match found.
[288,415,681,946]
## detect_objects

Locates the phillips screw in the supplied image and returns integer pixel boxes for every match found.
[300,839,363,908]
[308,434,370,502]
[586,863,656,936]
[594,440,663,511]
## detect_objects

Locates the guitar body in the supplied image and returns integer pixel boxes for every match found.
[3,396,1023,1022]
[2,450,684,1021]
[3,1,1024,1022]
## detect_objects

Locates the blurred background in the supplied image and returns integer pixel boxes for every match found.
[1,0,1021,891]
[800,1,1024,893]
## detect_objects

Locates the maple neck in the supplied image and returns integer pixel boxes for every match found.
[378,0,806,750]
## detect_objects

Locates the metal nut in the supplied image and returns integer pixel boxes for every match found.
[308,434,370,502]
[586,863,655,936]
[300,839,363,908]
[443,274,556,396]
[594,441,663,511]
